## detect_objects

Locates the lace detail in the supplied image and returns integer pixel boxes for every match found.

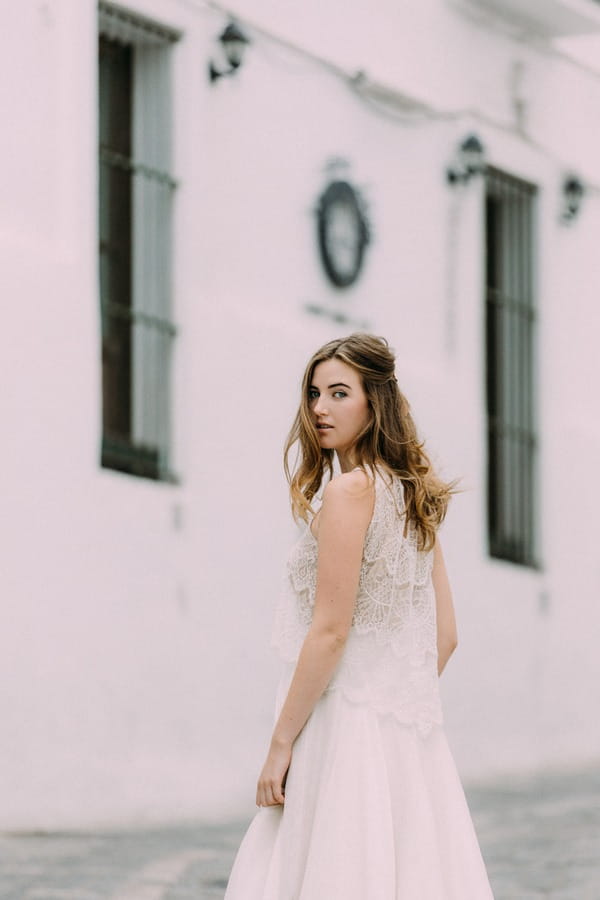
[271,471,442,735]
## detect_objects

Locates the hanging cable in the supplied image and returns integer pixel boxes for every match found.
[188,0,600,190]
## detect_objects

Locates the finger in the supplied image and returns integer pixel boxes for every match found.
[272,783,285,804]
[259,785,272,807]
[268,783,284,806]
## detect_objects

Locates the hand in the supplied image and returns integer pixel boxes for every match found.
[256,738,292,807]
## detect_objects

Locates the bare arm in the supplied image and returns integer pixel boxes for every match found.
[256,471,374,807]
[433,538,458,676]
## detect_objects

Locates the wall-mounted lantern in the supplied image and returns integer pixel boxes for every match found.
[560,175,585,224]
[208,22,250,83]
[447,134,486,185]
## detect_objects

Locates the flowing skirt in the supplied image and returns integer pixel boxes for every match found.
[224,679,494,899]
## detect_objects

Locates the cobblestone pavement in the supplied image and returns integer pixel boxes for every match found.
[1,767,599,900]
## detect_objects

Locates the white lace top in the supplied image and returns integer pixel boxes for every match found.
[271,469,443,736]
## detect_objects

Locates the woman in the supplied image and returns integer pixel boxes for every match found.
[224,333,494,899]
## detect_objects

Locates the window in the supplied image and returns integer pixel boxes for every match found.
[485,168,537,566]
[98,2,179,480]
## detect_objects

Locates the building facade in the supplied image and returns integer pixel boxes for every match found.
[2,0,600,827]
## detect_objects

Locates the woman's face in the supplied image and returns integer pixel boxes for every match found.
[308,359,371,464]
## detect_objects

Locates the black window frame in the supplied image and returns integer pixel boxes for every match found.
[98,3,179,482]
[485,166,538,567]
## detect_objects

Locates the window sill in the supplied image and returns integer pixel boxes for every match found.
[101,436,179,484]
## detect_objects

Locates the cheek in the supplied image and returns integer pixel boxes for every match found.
[360,399,371,426]
[348,400,370,432]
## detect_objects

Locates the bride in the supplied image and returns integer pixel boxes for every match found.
[224,333,494,899]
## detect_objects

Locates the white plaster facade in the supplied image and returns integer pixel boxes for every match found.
[1,0,600,828]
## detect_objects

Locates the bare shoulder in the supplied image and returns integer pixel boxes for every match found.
[323,469,374,502]
[317,470,375,541]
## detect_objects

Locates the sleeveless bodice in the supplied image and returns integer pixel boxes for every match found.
[271,471,443,736]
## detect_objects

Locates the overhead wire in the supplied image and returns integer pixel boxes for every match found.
[190,0,600,191]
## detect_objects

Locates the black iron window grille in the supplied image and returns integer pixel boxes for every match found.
[485,167,538,566]
[98,3,179,480]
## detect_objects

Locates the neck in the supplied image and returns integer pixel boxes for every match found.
[336,451,358,473]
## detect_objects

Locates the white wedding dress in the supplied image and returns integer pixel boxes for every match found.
[224,471,495,899]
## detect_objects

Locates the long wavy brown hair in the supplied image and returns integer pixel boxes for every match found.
[284,333,455,551]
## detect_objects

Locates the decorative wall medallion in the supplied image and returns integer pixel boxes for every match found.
[316,180,370,288]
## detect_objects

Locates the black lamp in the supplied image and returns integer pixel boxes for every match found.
[447,134,486,185]
[561,175,584,223]
[209,22,250,83]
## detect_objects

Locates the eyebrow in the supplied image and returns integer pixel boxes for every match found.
[309,382,352,390]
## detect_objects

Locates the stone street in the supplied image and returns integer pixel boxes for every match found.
[1,766,599,900]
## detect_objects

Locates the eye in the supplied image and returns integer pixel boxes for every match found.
[308,388,319,401]
[332,390,347,399]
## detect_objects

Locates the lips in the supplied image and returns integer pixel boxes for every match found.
[316,423,333,430]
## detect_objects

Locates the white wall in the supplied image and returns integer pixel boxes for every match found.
[1,0,599,828]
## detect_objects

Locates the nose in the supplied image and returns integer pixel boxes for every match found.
[313,396,329,416]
